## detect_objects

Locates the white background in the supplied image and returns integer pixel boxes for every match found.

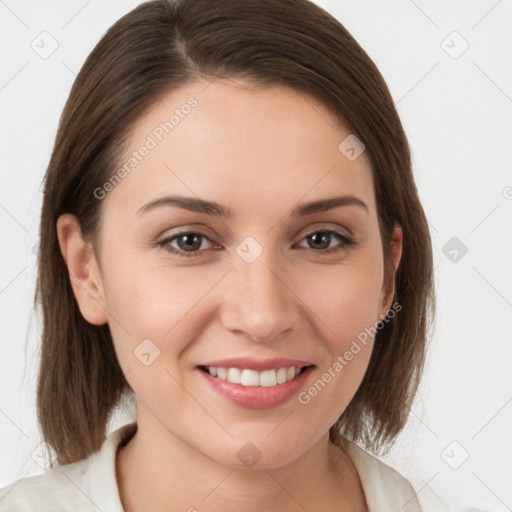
[1,1,511,511]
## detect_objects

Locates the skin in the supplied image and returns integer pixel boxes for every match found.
[57,78,402,512]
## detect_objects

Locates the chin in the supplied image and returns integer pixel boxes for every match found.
[206,435,316,471]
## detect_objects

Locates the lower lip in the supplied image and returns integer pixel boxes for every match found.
[198,366,315,409]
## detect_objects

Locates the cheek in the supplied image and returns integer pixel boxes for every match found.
[101,257,219,365]
[300,257,384,345]
[101,264,203,414]
[295,275,380,429]
[294,252,384,407]
[102,239,385,359]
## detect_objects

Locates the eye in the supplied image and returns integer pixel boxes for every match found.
[296,229,356,255]
[157,232,215,258]
[156,228,356,258]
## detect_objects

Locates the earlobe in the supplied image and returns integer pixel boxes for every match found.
[56,213,108,326]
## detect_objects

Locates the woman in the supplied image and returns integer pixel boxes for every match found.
[0,0,435,510]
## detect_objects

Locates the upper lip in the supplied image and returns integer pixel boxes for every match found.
[199,357,314,372]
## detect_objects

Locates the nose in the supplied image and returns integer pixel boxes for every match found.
[219,247,301,342]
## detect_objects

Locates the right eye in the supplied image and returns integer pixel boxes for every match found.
[157,231,216,258]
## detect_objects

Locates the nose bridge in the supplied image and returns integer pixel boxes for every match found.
[220,239,297,341]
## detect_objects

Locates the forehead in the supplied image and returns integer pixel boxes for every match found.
[103,78,376,222]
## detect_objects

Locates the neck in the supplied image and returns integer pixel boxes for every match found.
[115,410,364,512]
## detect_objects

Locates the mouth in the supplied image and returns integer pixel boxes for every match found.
[198,364,313,387]
[196,360,316,409]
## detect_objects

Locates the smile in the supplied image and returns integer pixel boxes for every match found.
[200,365,307,387]
[197,363,315,409]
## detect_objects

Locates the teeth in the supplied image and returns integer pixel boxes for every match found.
[276,367,287,384]
[227,367,241,384]
[207,366,302,386]
[259,369,277,387]
[241,369,259,386]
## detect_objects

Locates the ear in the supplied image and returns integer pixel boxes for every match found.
[56,213,108,325]
[379,224,403,314]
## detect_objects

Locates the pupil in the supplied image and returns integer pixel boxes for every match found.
[180,234,200,250]
[310,232,329,249]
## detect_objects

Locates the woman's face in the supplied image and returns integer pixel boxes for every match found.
[63,78,402,468]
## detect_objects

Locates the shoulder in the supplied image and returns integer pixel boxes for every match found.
[0,422,136,512]
[0,458,91,511]
[344,439,423,512]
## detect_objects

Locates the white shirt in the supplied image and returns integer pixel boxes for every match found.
[0,421,422,511]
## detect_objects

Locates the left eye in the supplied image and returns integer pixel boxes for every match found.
[157,229,355,258]
[297,229,354,253]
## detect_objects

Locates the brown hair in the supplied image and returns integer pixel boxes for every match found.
[36,0,435,467]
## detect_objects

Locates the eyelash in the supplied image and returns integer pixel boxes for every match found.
[156,228,356,258]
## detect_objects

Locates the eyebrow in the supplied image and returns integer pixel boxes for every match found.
[136,194,369,219]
